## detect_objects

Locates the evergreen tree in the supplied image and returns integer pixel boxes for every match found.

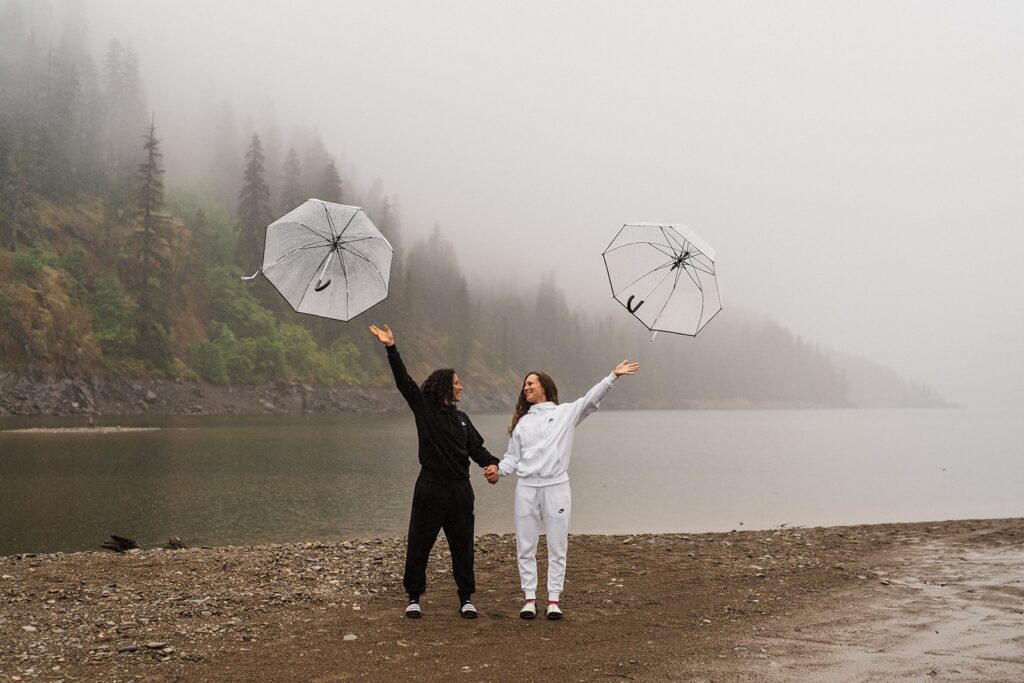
[235,133,272,270]
[208,99,241,209]
[0,115,21,250]
[102,39,146,223]
[318,157,343,203]
[259,122,280,209]
[369,194,403,322]
[130,118,173,370]
[302,134,330,201]
[39,47,80,199]
[377,195,400,254]
[72,54,106,195]
[0,113,37,252]
[403,226,472,366]
[0,1,29,71]
[278,147,303,213]
[363,178,384,221]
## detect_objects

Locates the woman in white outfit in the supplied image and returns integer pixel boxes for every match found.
[484,360,639,620]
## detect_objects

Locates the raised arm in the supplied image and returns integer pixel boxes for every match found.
[569,359,640,426]
[369,324,423,412]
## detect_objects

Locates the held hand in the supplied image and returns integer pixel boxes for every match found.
[483,464,499,484]
[369,324,394,346]
[613,359,640,377]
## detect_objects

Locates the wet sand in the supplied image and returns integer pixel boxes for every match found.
[2,518,1022,682]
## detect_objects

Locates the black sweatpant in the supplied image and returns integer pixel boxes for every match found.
[403,474,476,598]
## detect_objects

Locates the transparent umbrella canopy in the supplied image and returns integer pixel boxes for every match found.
[243,199,393,321]
[602,223,722,339]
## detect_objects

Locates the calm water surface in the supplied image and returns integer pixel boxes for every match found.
[1,409,1021,555]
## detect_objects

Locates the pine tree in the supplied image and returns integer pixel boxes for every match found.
[363,178,384,220]
[0,115,20,250]
[278,147,303,213]
[370,194,403,321]
[376,195,400,255]
[235,133,272,270]
[0,114,38,253]
[102,39,146,223]
[39,46,80,199]
[302,134,329,201]
[318,157,343,203]
[208,100,241,209]
[73,55,106,195]
[131,117,173,370]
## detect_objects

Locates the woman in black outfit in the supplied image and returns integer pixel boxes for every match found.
[369,323,500,619]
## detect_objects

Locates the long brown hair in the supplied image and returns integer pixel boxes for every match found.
[508,371,559,435]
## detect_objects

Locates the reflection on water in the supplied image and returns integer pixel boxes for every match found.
[1,409,1021,555]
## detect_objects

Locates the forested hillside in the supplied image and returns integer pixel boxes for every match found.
[0,1,950,410]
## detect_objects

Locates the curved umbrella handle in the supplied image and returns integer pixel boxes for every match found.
[314,278,332,292]
[627,295,644,314]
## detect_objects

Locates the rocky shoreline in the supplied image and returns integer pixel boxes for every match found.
[0,372,518,419]
[0,372,837,420]
[2,518,1022,682]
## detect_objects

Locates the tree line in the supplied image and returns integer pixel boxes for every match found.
[0,2,948,408]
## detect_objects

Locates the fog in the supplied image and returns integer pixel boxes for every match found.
[57,0,1024,408]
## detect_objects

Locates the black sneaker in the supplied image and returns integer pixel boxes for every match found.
[459,602,478,619]
[405,602,422,619]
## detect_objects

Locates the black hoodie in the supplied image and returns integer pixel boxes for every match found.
[386,344,499,481]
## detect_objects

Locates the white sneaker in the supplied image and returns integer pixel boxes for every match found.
[519,600,537,620]
[459,602,478,619]
[405,602,422,619]
[546,602,562,620]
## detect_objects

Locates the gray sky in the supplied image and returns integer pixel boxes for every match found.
[74,0,1024,408]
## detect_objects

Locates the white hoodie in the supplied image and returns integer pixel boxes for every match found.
[497,374,617,487]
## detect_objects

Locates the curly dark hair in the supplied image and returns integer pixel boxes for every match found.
[420,368,457,411]
[507,371,559,435]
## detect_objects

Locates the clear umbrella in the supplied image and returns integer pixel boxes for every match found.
[243,199,393,321]
[602,223,722,339]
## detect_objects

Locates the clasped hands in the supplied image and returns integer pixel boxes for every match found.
[483,464,499,485]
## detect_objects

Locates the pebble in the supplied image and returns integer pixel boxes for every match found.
[2,524,993,679]
[22,625,37,632]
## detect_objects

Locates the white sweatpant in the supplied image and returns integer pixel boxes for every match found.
[514,481,572,601]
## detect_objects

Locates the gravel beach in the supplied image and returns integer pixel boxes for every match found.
[2,518,1022,682]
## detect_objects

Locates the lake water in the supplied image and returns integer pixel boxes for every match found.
[1,409,1021,556]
